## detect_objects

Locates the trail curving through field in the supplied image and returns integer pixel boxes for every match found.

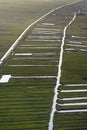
[48,12,77,130]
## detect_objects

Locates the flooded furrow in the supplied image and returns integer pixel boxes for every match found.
[65,84,87,86]
[60,97,87,101]
[61,89,87,92]
[58,109,87,113]
[59,102,87,106]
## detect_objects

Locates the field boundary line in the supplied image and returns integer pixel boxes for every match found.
[48,12,77,130]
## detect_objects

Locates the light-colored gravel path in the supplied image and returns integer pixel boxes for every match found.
[48,11,77,130]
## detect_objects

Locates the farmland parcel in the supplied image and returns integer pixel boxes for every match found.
[0,0,87,130]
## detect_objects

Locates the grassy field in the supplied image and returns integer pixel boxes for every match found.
[0,0,87,130]
[55,1,87,130]
[0,0,79,58]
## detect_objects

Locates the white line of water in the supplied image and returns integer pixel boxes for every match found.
[65,84,87,86]
[79,49,87,52]
[48,12,77,130]
[12,76,56,79]
[25,39,61,42]
[65,48,75,51]
[61,89,87,92]
[12,58,55,60]
[66,44,87,48]
[58,109,87,113]
[59,102,87,106]
[14,52,56,56]
[60,97,87,101]
[20,44,58,47]
[8,65,57,67]
[14,53,32,56]
[19,47,57,49]
[68,41,82,44]
[72,35,87,38]
[42,23,55,25]
[33,28,60,31]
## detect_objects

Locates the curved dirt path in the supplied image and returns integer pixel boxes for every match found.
[48,12,77,130]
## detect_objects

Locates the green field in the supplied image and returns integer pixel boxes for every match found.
[0,0,87,130]
[0,0,80,58]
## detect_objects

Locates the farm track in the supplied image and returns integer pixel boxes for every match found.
[0,0,87,130]
[48,12,77,130]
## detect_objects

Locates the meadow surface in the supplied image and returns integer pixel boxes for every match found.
[0,0,79,58]
[0,0,87,130]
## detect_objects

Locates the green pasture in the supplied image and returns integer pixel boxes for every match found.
[54,112,87,130]
[0,0,78,59]
[61,51,87,84]
[0,0,87,130]
[0,78,55,130]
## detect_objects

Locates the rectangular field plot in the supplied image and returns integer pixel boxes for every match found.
[1,66,57,76]
[0,78,55,130]
[61,51,87,84]
[54,112,87,130]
